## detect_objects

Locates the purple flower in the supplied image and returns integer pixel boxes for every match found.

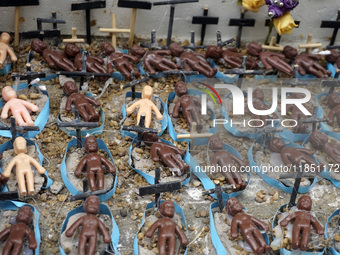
[266,0,299,18]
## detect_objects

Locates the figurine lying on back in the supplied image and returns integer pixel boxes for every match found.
[145,200,188,255]
[327,93,340,127]
[0,206,37,255]
[75,136,116,191]
[325,50,340,68]
[1,86,39,126]
[2,137,46,196]
[208,135,247,191]
[0,32,17,68]
[143,132,189,176]
[294,54,331,78]
[63,81,101,122]
[279,195,324,251]
[65,195,111,255]
[226,197,270,255]
[309,131,340,163]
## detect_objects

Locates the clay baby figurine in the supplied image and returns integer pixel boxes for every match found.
[2,137,46,196]
[169,43,217,78]
[268,138,320,168]
[31,38,76,72]
[325,50,340,68]
[247,41,263,57]
[1,86,39,126]
[126,85,163,128]
[226,197,270,255]
[142,132,189,176]
[0,32,17,68]
[101,42,140,80]
[327,93,340,127]
[279,195,324,251]
[75,136,116,191]
[145,200,188,255]
[294,54,331,78]
[309,130,340,163]
[65,195,111,255]
[259,51,293,76]
[0,206,37,255]
[140,47,178,75]
[208,135,247,191]
[172,81,203,131]
[63,81,101,122]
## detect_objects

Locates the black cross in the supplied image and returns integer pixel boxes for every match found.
[183,31,206,50]
[229,10,255,48]
[254,126,283,152]
[0,118,40,143]
[139,167,181,208]
[203,182,234,212]
[321,9,340,46]
[216,31,235,47]
[192,6,219,45]
[153,0,199,47]
[224,56,264,88]
[140,30,166,49]
[57,51,111,90]
[0,190,19,200]
[301,106,327,132]
[322,70,340,94]
[11,64,46,86]
[71,0,106,44]
[122,114,158,147]
[123,74,150,100]
[69,187,108,201]
[22,11,66,45]
[282,65,308,87]
[57,109,99,148]
[162,69,199,82]
[265,19,300,44]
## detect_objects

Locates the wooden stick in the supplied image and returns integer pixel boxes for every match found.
[177,133,213,139]
[262,36,284,51]
[62,27,85,43]
[112,13,117,48]
[298,33,322,53]
[14,6,20,46]
[128,8,137,48]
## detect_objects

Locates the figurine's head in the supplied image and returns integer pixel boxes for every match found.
[160,200,175,218]
[84,136,98,153]
[206,45,223,59]
[226,197,243,216]
[325,50,340,64]
[142,85,153,100]
[327,93,340,108]
[16,206,34,225]
[297,195,312,211]
[175,81,188,97]
[64,43,80,57]
[142,132,159,147]
[252,88,264,101]
[14,137,27,154]
[283,45,298,59]
[309,131,328,149]
[101,42,115,56]
[169,43,184,57]
[268,138,285,153]
[2,86,17,102]
[31,38,47,53]
[63,81,78,96]
[247,41,262,57]
[84,195,100,214]
[0,32,11,44]
[131,45,146,59]
[208,135,224,151]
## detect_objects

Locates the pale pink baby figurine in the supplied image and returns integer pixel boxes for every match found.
[0,32,17,68]
[3,137,46,196]
[1,86,39,126]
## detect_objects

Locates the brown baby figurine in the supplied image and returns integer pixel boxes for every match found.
[63,81,100,122]
[208,135,246,191]
[101,42,140,80]
[294,54,331,78]
[227,197,270,255]
[143,49,178,75]
[75,136,116,191]
[142,132,189,176]
[0,32,17,68]
[283,45,298,60]
[1,86,39,126]
[268,138,320,168]
[0,206,37,255]
[2,137,46,196]
[287,93,311,133]
[31,38,76,72]
[172,81,203,131]
[0,172,8,189]
[309,130,340,163]
[328,93,340,127]
[326,50,340,68]
[126,85,163,128]
[247,41,263,57]
[65,195,111,255]
[279,195,324,251]
[259,51,293,76]
[145,200,188,255]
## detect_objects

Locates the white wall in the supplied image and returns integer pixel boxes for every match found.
[0,0,339,47]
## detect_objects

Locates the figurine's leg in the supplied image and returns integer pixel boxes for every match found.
[171,153,189,173]
[300,226,310,251]
[158,236,167,255]
[232,171,246,190]
[21,110,35,126]
[3,240,14,255]
[161,59,178,70]
[119,64,131,80]
[336,113,340,126]
[190,108,203,131]
[222,171,239,190]
[10,243,24,255]
[85,105,99,122]
[87,236,98,255]
[144,112,152,128]
[291,225,301,250]
[78,106,91,122]
[77,235,87,255]
[88,171,97,191]
[12,111,26,126]
[245,232,262,255]
[168,236,176,255]
[26,170,35,195]
[97,170,104,190]
[17,172,27,196]
[183,109,193,127]
[163,155,180,174]
[253,229,270,254]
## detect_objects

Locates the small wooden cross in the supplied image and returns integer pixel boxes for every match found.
[177,122,213,150]
[262,36,284,51]
[298,34,322,54]
[62,27,85,43]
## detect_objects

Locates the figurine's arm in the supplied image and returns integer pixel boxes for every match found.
[280,213,296,227]
[126,101,140,115]
[74,157,87,176]
[151,146,160,162]
[169,144,186,156]
[175,224,189,245]
[84,95,101,107]
[191,96,201,106]
[306,54,321,61]
[172,100,181,118]
[7,47,17,62]
[280,152,292,166]
[29,157,46,174]
[21,100,39,112]
[296,148,314,156]
[310,215,324,235]
[230,219,239,239]
[251,216,269,231]
[27,228,38,249]
[122,53,138,62]
[0,226,10,241]
[107,58,114,74]
[89,56,104,64]
[65,217,83,237]
[65,97,73,112]
[193,52,206,59]
[42,53,56,68]
[154,50,172,56]
[2,158,16,178]
[329,109,335,124]
[1,102,10,119]
[151,103,163,120]
[100,156,116,174]
[145,220,161,238]
[97,218,112,243]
